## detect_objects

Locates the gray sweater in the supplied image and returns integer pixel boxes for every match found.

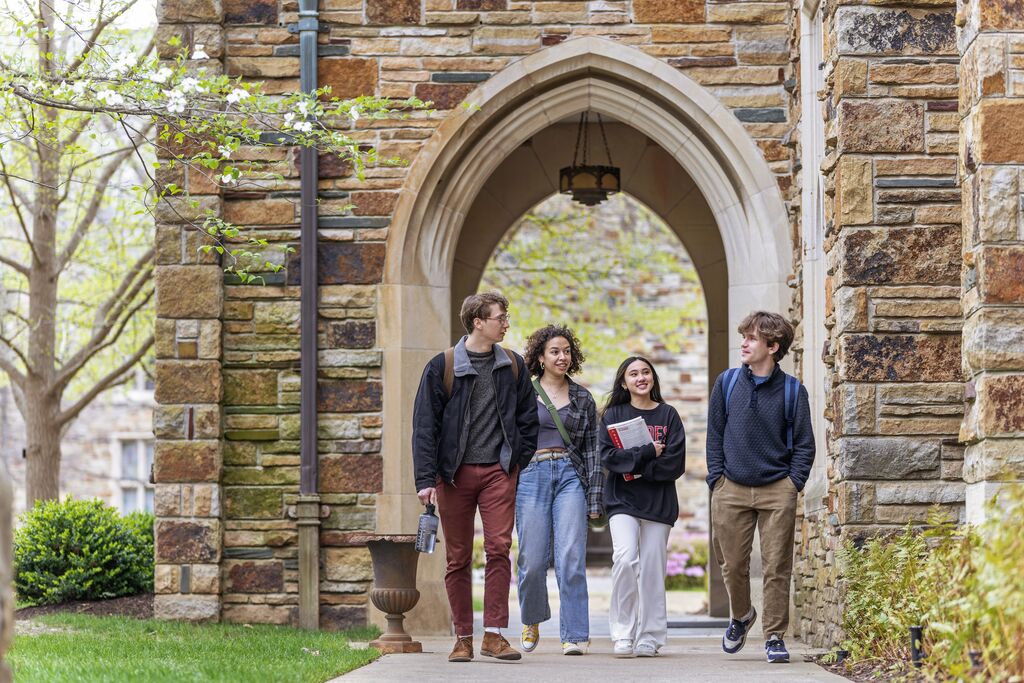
[462,349,502,464]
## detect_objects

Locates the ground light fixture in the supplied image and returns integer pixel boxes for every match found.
[559,111,621,206]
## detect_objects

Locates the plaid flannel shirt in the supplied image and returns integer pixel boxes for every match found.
[548,378,604,516]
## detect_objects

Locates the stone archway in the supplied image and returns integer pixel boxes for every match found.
[376,36,791,633]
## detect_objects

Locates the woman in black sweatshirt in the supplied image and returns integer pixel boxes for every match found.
[599,356,685,658]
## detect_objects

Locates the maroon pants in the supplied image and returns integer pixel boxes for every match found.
[436,462,516,635]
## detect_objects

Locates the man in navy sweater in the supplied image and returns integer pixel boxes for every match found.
[706,311,815,664]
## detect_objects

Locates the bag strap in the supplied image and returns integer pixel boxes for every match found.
[443,346,520,398]
[723,368,741,417]
[532,378,572,448]
[783,374,799,454]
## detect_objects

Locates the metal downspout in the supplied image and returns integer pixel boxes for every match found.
[296,0,321,631]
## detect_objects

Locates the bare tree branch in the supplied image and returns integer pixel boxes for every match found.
[0,154,41,265]
[0,254,30,277]
[58,332,153,425]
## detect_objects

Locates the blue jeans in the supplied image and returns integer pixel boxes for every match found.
[515,456,590,643]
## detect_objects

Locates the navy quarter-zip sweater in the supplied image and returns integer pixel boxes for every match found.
[705,364,815,491]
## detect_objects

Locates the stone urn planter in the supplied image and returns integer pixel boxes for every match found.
[362,534,422,654]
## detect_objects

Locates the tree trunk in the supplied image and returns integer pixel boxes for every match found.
[23,385,62,506]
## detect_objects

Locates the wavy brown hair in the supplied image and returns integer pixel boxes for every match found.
[523,325,586,378]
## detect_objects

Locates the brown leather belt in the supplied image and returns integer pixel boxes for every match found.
[533,448,567,462]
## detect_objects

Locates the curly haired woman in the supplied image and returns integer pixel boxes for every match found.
[516,325,604,656]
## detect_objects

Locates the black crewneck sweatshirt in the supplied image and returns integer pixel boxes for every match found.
[599,402,686,526]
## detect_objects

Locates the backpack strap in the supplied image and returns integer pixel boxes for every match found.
[502,346,520,383]
[783,374,799,454]
[723,368,741,417]
[443,346,519,398]
[443,347,454,398]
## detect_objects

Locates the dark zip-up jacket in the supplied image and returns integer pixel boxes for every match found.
[412,336,539,491]
[705,363,815,491]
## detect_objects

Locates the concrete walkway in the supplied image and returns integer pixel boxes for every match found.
[334,634,846,682]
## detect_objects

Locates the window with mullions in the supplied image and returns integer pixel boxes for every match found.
[116,437,154,513]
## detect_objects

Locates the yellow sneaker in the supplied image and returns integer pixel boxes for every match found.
[562,641,588,655]
[521,624,539,653]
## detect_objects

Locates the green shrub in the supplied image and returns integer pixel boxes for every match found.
[840,486,1024,681]
[15,498,155,606]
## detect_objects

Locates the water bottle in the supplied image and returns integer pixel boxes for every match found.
[415,504,439,554]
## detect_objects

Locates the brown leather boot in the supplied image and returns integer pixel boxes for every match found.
[481,631,522,661]
[448,636,473,663]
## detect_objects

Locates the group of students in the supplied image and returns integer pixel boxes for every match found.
[412,292,816,664]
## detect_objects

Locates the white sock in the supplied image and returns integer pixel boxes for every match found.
[457,633,472,639]
[484,627,500,635]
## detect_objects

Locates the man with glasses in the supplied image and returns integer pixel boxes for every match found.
[413,292,539,663]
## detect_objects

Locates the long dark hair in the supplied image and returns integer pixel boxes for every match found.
[602,356,664,417]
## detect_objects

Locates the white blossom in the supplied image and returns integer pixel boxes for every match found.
[217,145,231,159]
[96,89,125,106]
[163,89,187,114]
[349,107,360,122]
[283,112,295,128]
[297,100,310,116]
[226,88,250,104]
[220,172,236,185]
[72,80,89,97]
[192,44,210,60]
[293,120,313,133]
[179,77,200,94]
[109,51,136,75]
[146,67,173,84]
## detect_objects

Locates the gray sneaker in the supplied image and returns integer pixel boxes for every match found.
[634,642,658,657]
[722,607,757,654]
[613,639,635,658]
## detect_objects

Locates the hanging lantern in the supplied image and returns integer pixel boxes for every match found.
[559,112,620,207]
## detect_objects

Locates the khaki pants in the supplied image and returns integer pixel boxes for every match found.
[710,476,797,638]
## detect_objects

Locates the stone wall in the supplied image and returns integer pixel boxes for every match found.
[155,0,804,629]
[958,0,1024,521]
[791,0,966,647]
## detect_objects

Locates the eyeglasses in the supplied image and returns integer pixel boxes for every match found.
[484,314,511,324]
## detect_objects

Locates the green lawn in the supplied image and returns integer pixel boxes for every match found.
[10,614,380,683]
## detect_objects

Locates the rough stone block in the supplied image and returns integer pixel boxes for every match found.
[414,82,475,109]
[972,166,1020,242]
[839,100,924,153]
[224,0,275,23]
[226,561,285,592]
[978,246,1024,304]
[963,438,1024,482]
[222,604,295,625]
[223,198,295,226]
[836,7,955,56]
[156,520,221,563]
[191,564,221,594]
[154,441,221,483]
[367,0,420,24]
[224,370,279,406]
[155,564,179,594]
[977,100,1024,163]
[224,57,298,79]
[323,548,373,582]
[980,0,1024,30]
[838,437,941,479]
[318,380,382,412]
[320,58,379,99]
[349,191,398,217]
[834,384,876,435]
[155,594,221,623]
[963,307,1024,372]
[838,226,959,286]
[837,334,962,382]
[225,487,285,519]
[319,604,366,631]
[976,374,1024,435]
[155,266,223,319]
[158,0,221,23]
[326,321,375,349]
[633,0,703,23]
[836,157,873,226]
[319,455,383,493]
[287,242,386,286]
[155,360,223,404]
[705,3,787,24]
[874,482,965,505]
[837,481,875,523]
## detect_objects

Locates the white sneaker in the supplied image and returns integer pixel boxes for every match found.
[613,639,635,658]
[634,641,657,657]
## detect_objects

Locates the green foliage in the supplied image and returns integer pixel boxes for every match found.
[839,487,1024,681]
[479,194,705,392]
[14,498,154,606]
[9,614,380,683]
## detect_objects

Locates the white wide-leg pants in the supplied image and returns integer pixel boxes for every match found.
[607,513,671,648]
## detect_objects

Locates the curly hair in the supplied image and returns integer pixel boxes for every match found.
[523,325,586,378]
[737,310,795,362]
